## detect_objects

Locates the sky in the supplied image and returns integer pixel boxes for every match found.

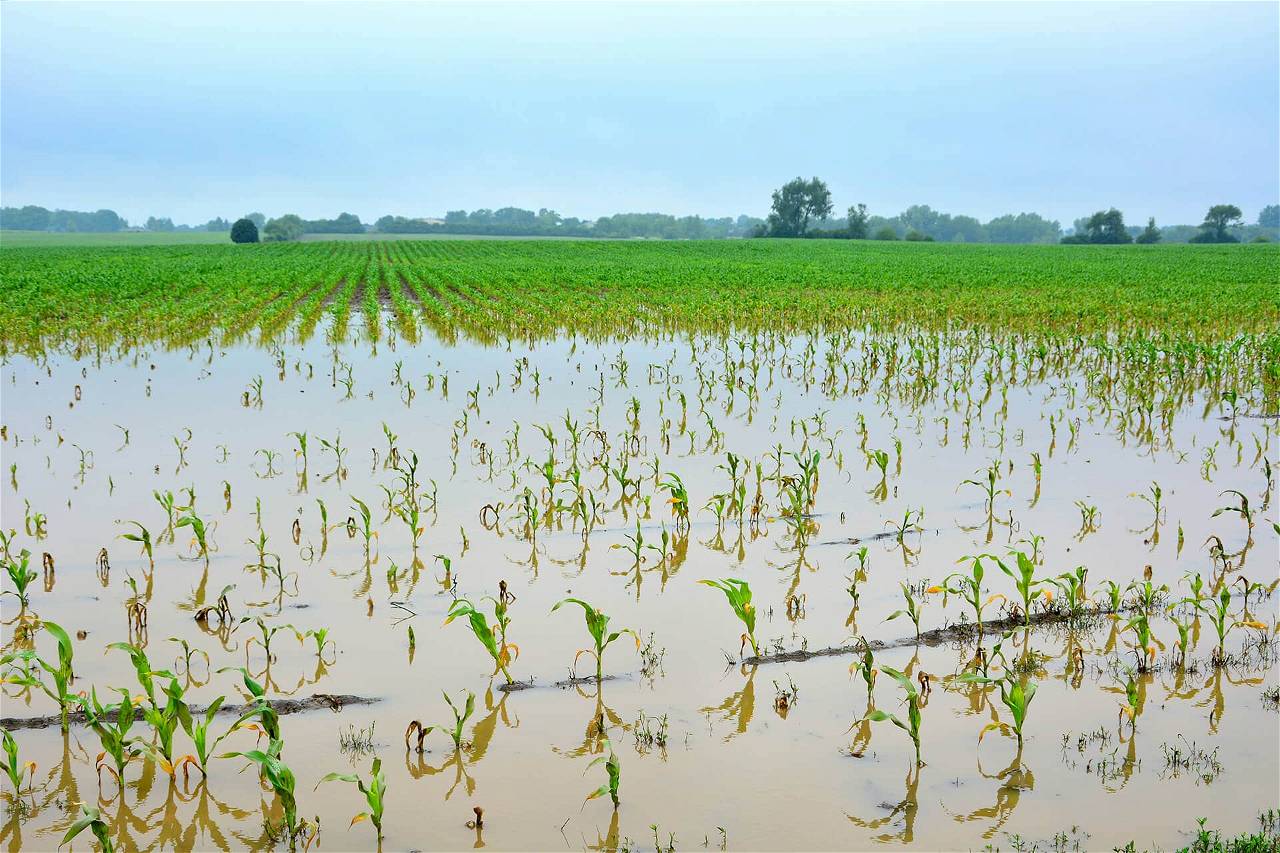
[2,2,1277,226]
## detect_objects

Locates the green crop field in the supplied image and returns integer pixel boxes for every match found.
[2,239,1277,353]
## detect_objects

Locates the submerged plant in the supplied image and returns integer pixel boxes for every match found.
[405,689,475,752]
[445,589,518,684]
[699,577,759,657]
[865,665,924,766]
[552,598,639,681]
[61,804,114,853]
[317,757,387,843]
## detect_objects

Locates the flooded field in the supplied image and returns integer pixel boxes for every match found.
[1,269,1277,851]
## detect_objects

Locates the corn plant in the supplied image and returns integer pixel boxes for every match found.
[2,549,37,608]
[1,727,36,795]
[938,555,1004,639]
[317,757,387,843]
[241,616,303,664]
[1212,489,1254,534]
[1050,566,1089,620]
[848,637,877,703]
[1122,613,1158,673]
[1197,586,1266,665]
[219,666,281,742]
[445,595,518,684]
[583,737,621,809]
[865,665,923,766]
[960,671,1037,747]
[220,739,314,851]
[552,598,638,681]
[61,804,114,853]
[180,694,230,776]
[406,689,475,752]
[659,473,690,529]
[885,583,925,642]
[176,510,211,560]
[5,620,76,729]
[77,686,137,788]
[698,578,759,657]
[120,522,154,569]
[995,548,1050,626]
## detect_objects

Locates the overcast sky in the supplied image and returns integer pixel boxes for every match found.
[3,2,1277,226]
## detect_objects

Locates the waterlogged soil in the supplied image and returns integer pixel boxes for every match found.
[1,324,1276,852]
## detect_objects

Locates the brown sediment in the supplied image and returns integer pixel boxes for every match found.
[0,693,378,731]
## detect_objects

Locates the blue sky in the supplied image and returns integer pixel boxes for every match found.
[3,2,1277,226]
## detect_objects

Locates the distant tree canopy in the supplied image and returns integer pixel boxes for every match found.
[846,204,869,239]
[1189,204,1243,243]
[263,214,305,242]
[145,216,176,232]
[244,212,267,228]
[204,217,231,232]
[1135,217,1162,244]
[1,205,127,232]
[765,177,833,237]
[303,212,364,234]
[1061,209,1132,244]
[1260,205,1280,229]
[374,208,762,239]
[230,218,259,244]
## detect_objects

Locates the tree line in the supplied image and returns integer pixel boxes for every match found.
[761,177,1279,244]
[5,198,1278,244]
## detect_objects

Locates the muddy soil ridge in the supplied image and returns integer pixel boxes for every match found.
[1,693,379,731]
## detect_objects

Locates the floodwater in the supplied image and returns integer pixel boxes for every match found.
[1,322,1276,852]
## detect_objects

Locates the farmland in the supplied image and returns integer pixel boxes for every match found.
[0,238,1278,851]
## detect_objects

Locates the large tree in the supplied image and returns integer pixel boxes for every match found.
[263,214,304,242]
[847,203,869,239]
[1063,208,1131,244]
[766,176,833,237]
[1259,204,1280,229]
[230,218,259,243]
[1135,217,1161,244]
[1190,204,1243,243]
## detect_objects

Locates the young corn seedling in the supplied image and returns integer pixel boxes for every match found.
[865,665,924,766]
[1,727,36,795]
[303,628,335,661]
[659,473,690,530]
[848,637,877,704]
[1197,586,1266,666]
[959,671,1038,748]
[120,522,154,569]
[1122,613,1159,673]
[938,556,1004,640]
[445,592,518,684]
[698,578,759,657]
[5,620,77,729]
[240,616,303,665]
[220,739,315,851]
[1212,489,1254,537]
[552,598,639,681]
[180,694,235,777]
[583,737,621,809]
[77,686,137,789]
[2,549,37,608]
[1050,567,1089,621]
[405,689,475,752]
[996,548,1050,627]
[317,757,387,843]
[61,804,114,853]
[885,582,926,643]
[176,510,212,561]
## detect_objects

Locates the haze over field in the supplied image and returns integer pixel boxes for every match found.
[2,2,1277,225]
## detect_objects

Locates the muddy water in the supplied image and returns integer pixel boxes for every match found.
[1,325,1276,851]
